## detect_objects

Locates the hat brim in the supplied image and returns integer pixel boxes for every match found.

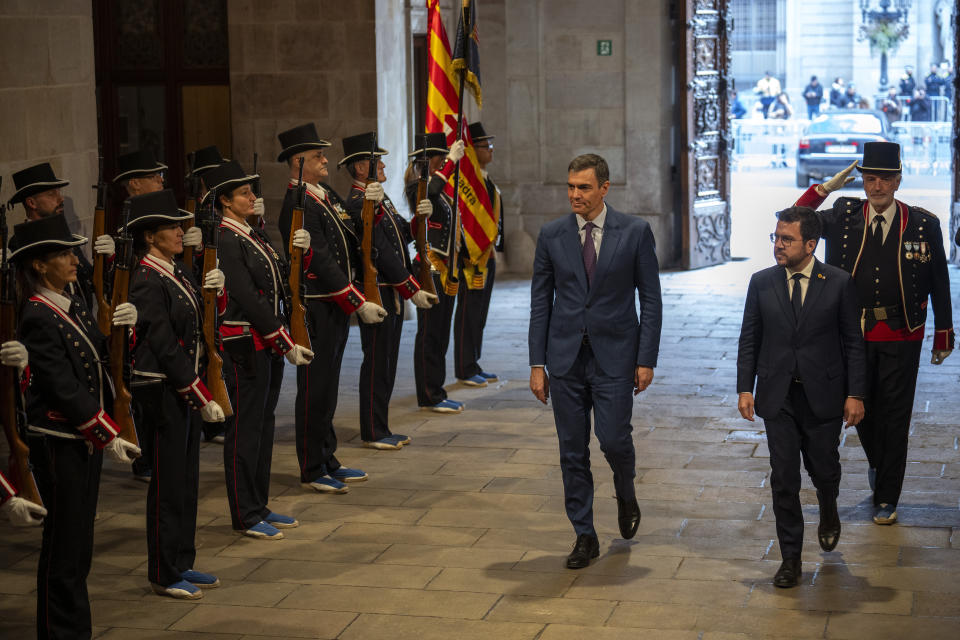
[408,147,449,159]
[201,174,260,205]
[9,180,70,205]
[277,141,332,162]
[856,163,902,173]
[472,135,495,143]
[189,160,231,178]
[337,148,389,168]
[113,162,169,183]
[9,234,87,260]
[120,209,193,233]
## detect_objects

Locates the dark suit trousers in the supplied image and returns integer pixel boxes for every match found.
[135,383,200,587]
[296,300,345,481]
[31,436,102,640]
[131,402,154,476]
[359,309,404,442]
[454,257,495,379]
[764,381,842,560]
[550,342,636,537]
[856,340,922,507]
[223,348,283,530]
[415,273,456,406]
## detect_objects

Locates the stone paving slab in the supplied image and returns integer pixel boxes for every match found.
[2,260,960,639]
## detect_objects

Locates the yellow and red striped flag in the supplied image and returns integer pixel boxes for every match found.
[426,0,497,275]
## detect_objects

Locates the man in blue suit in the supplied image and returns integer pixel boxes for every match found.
[737,206,865,588]
[528,153,662,569]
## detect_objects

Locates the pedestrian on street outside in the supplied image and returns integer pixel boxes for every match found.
[829,77,846,109]
[802,76,823,120]
[909,89,931,122]
[753,71,781,119]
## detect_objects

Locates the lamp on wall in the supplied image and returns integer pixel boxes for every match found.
[858,0,913,92]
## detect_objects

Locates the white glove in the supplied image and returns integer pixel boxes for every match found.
[94,234,115,256]
[356,301,388,324]
[364,182,385,203]
[253,197,265,217]
[111,302,137,326]
[105,437,141,464]
[203,268,225,291]
[416,199,433,219]
[200,401,225,423]
[411,290,438,310]
[446,140,465,164]
[0,341,28,372]
[284,344,314,366]
[821,160,858,194]
[182,225,203,248]
[292,228,311,250]
[1,496,47,527]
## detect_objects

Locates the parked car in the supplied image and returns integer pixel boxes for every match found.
[795,110,891,187]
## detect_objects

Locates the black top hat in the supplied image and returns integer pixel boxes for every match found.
[338,132,388,168]
[119,189,192,233]
[8,214,87,261]
[190,146,227,177]
[468,122,494,143]
[200,161,259,205]
[113,148,168,183]
[408,133,449,159]
[857,141,902,173]
[277,123,331,162]
[9,163,69,205]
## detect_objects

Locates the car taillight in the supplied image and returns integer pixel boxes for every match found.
[798,139,810,150]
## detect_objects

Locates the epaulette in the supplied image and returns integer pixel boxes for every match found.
[909,205,938,221]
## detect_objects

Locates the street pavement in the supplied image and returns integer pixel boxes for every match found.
[1,169,958,638]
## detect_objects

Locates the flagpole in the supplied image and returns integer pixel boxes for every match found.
[445,0,470,295]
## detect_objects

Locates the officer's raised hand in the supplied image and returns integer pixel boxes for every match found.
[817,161,858,195]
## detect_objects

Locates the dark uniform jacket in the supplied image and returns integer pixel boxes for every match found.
[218,216,295,355]
[405,171,456,258]
[278,181,365,314]
[795,186,954,350]
[19,288,119,444]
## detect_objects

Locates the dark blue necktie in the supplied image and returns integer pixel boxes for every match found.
[791,273,804,321]
[582,221,597,284]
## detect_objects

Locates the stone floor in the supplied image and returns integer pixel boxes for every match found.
[2,259,960,639]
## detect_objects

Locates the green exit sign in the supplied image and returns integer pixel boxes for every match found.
[597,40,612,56]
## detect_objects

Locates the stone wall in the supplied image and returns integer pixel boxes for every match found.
[0,0,98,240]
[227,0,378,244]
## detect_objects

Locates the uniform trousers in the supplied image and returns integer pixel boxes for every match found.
[223,348,283,530]
[764,381,842,560]
[358,292,404,442]
[454,256,495,379]
[549,342,636,537]
[856,339,923,507]
[295,300,345,482]
[134,383,199,587]
[415,272,456,406]
[30,435,102,640]
[130,405,154,476]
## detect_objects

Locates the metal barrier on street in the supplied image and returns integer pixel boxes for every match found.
[889,121,954,176]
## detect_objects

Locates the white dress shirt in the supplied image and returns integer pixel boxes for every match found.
[576,203,607,256]
[867,200,897,245]
[785,256,816,305]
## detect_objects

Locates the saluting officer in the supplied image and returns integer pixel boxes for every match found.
[453,122,501,387]
[208,160,309,540]
[341,132,438,450]
[403,133,466,413]
[792,142,954,525]
[276,124,383,493]
[125,189,227,599]
[9,214,140,639]
[8,162,116,311]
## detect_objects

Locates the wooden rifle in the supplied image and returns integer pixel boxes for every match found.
[108,201,138,449]
[182,152,198,271]
[200,189,233,417]
[92,156,112,334]
[0,185,43,507]
[414,149,437,296]
[286,160,312,350]
[359,133,383,307]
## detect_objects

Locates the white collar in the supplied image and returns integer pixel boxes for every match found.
[37,286,72,312]
[143,252,176,275]
[786,256,816,280]
[305,182,328,201]
[221,215,253,236]
[868,200,897,224]
[576,203,608,231]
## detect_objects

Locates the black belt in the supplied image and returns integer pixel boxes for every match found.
[863,305,902,322]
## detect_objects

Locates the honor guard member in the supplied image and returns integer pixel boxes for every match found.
[341,132,438,450]
[277,124,383,492]
[793,142,954,525]
[208,161,308,539]
[404,133,466,413]
[9,214,140,639]
[8,162,116,311]
[125,190,227,599]
[114,148,167,198]
[454,121,501,387]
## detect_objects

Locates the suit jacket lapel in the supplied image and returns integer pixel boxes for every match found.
[588,207,622,301]
[797,260,825,326]
[560,214,588,292]
[771,265,793,324]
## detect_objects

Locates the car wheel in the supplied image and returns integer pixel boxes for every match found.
[795,171,809,188]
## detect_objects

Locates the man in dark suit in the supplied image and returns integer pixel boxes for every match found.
[737,206,866,588]
[528,153,662,569]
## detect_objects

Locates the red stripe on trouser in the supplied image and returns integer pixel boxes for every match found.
[301,365,310,477]
[231,362,243,527]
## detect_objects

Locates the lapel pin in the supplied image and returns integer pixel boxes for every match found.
[817,273,825,280]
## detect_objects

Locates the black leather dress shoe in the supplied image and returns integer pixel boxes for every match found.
[566,534,599,569]
[773,558,802,588]
[817,494,841,552]
[616,497,641,539]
